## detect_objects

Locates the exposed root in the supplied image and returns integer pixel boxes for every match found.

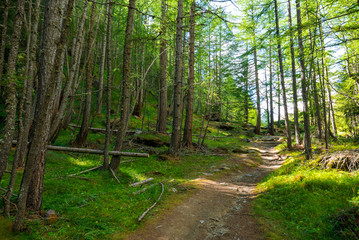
[319,150,359,172]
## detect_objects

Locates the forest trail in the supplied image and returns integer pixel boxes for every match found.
[125,136,284,240]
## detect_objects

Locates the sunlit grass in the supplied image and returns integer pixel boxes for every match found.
[254,142,359,240]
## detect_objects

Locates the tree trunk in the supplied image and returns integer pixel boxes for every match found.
[4,0,42,216]
[168,0,183,156]
[0,0,26,182]
[13,0,74,231]
[0,0,9,96]
[74,3,97,147]
[104,0,112,169]
[296,0,312,159]
[269,44,275,135]
[274,0,292,149]
[287,0,300,144]
[254,45,261,135]
[96,34,106,114]
[183,1,195,148]
[110,0,137,170]
[156,0,168,133]
[48,1,89,140]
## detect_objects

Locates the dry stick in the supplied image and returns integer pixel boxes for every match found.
[0,187,17,197]
[131,183,158,196]
[110,168,121,184]
[138,182,164,222]
[129,178,154,187]
[68,165,103,177]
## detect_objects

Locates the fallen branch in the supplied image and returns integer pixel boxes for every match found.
[130,178,154,187]
[68,165,103,177]
[110,168,121,184]
[0,187,17,197]
[138,182,164,222]
[131,183,158,196]
[47,145,149,158]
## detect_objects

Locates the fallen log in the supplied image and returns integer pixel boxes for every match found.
[129,177,154,187]
[10,140,149,158]
[47,145,149,158]
[68,124,140,135]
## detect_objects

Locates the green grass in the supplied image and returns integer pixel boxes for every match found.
[0,137,235,239]
[253,144,359,240]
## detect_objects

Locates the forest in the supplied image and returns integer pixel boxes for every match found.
[0,0,359,239]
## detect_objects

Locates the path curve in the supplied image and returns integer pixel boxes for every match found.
[126,136,284,240]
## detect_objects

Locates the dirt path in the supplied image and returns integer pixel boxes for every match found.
[126,136,284,240]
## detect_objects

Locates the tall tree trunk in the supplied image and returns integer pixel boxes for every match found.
[133,42,146,117]
[13,0,74,231]
[269,44,275,135]
[156,0,168,133]
[274,0,292,149]
[110,0,137,170]
[168,0,183,156]
[74,2,97,147]
[4,0,42,216]
[287,0,300,144]
[296,0,312,159]
[326,66,337,138]
[317,58,329,149]
[183,0,195,148]
[48,1,89,140]
[0,0,26,181]
[104,0,112,169]
[254,44,261,135]
[27,0,69,213]
[0,0,9,96]
[96,34,106,114]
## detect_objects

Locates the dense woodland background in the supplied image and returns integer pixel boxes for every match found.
[0,0,359,238]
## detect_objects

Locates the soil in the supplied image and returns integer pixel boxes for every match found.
[125,136,284,240]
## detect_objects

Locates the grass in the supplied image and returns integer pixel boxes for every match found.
[0,124,248,239]
[253,142,359,240]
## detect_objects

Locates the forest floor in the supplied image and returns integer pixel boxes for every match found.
[124,136,284,240]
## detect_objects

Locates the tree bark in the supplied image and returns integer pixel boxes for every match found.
[168,0,183,156]
[48,1,89,141]
[0,0,26,182]
[274,0,292,149]
[110,0,137,170]
[296,0,312,159]
[13,0,74,231]
[287,0,301,144]
[183,0,195,148]
[269,43,275,135]
[254,44,261,135]
[156,0,168,133]
[96,34,106,114]
[0,0,9,96]
[104,0,112,169]
[74,2,97,147]
[4,0,41,216]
